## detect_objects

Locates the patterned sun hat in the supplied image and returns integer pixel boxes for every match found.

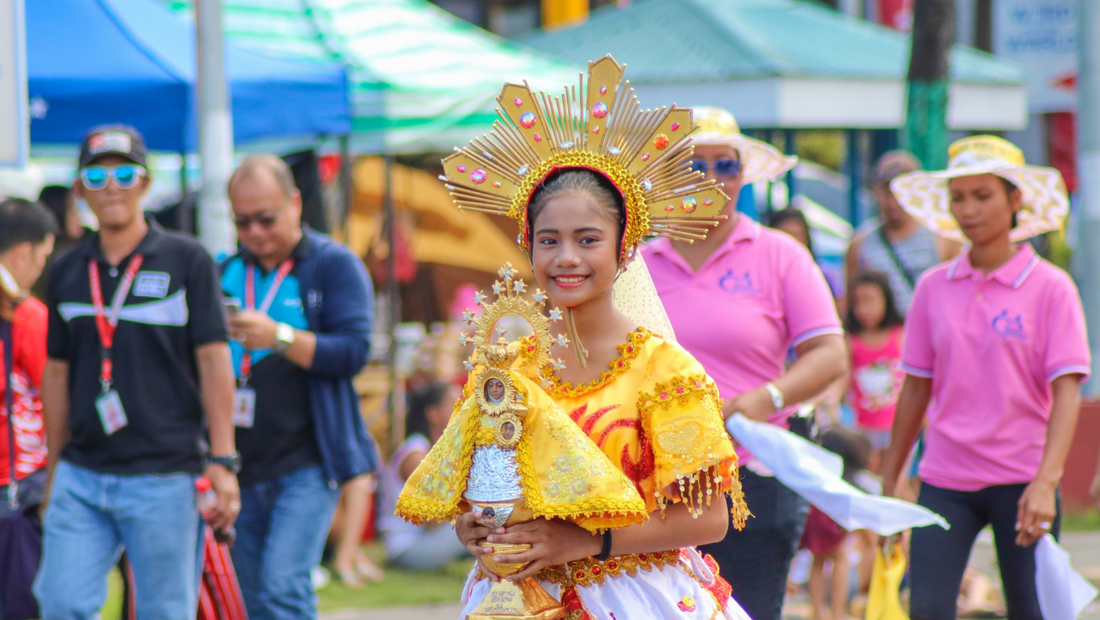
[690,107,798,185]
[889,136,1068,243]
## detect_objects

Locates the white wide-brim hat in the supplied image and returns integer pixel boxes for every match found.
[690,107,798,185]
[889,135,1068,244]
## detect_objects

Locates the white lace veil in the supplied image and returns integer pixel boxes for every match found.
[612,252,677,343]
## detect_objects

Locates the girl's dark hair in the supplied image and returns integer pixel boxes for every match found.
[844,269,905,334]
[820,427,872,486]
[767,208,814,256]
[526,169,626,255]
[405,381,451,440]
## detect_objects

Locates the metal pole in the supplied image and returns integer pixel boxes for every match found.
[383,155,403,447]
[784,129,797,206]
[339,135,353,229]
[196,0,234,255]
[847,129,861,227]
[177,152,190,234]
[1076,0,1100,395]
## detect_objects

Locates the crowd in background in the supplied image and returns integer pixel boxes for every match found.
[2,117,1099,620]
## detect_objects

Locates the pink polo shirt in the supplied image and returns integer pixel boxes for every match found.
[902,243,1091,491]
[643,216,843,428]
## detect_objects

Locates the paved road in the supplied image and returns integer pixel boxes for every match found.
[323,532,1100,620]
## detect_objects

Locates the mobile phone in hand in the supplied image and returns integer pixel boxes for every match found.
[223,298,242,317]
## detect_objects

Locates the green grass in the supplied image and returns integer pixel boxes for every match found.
[1062,510,1100,532]
[100,543,470,616]
[318,543,471,612]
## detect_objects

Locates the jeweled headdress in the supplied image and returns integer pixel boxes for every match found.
[440,55,730,258]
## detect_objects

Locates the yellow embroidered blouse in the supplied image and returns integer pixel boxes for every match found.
[545,328,748,527]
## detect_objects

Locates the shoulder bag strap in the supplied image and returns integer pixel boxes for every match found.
[876,225,918,289]
[3,319,18,510]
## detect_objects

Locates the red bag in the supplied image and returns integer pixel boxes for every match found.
[197,528,248,620]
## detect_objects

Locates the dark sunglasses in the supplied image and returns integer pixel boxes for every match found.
[79,164,147,191]
[690,159,742,177]
[232,208,283,230]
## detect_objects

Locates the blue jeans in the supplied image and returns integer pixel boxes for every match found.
[33,461,203,620]
[232,465,340,620]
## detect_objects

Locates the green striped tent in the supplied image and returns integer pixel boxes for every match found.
[168,0,578,154]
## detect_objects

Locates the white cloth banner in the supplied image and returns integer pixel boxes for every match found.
[725,414,949,536]
[1036,534,1098,619]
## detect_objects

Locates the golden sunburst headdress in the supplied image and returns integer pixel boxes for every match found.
[440,55,731,259]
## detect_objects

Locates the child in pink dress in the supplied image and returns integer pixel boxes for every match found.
[846,270,905,471]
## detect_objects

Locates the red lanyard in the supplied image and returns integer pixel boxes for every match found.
[89,256,144,391]
[239,260,294,382]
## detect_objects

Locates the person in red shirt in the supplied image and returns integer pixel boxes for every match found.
[0,197,57,510]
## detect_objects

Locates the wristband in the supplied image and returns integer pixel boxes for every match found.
[594,530,613,562]
[764,382,785,411]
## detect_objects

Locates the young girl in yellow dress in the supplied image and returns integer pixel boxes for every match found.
[444,56,753,620]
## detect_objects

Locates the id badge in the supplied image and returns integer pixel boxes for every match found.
[96,390,128,435]
[233,388,257,428]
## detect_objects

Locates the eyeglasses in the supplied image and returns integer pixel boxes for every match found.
[690,159,742,177]
[232,207,284,231]
[79,164,147,191]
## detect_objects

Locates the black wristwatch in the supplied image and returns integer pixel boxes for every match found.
[210,452,242,474]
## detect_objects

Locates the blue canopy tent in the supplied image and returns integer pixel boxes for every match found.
[26,0,351,152]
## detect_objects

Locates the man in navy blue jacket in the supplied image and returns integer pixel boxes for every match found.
[221,155,379,620]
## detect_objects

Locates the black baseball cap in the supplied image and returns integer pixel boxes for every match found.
[79,125,148,169]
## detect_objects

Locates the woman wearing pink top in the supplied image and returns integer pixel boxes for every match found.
[881,136,1089,620]
[644,108,846,620]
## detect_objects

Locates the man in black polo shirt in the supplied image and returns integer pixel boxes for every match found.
[34,126,240,619]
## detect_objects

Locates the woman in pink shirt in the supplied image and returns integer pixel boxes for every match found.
[644,108,847,620]
[881,136,1088,620]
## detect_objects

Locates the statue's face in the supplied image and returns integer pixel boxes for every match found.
[486,378,506,402]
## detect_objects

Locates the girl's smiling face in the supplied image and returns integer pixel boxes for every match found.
[530,188,622,310]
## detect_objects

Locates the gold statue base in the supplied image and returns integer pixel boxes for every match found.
[466,543,565,620]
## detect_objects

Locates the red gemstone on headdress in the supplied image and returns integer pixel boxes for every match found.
[664,205,674,212]
[654,134,669,150]
[641,152,650,161]
[592,566,602,575]
[681,196,697,213]
[471,169,487,184]
[591,102,608,119]
[703,198,714,206]
[492,181,502,188]
[457,165,466,173]
[607,560,618,570]
[520,111,537,129]
[534,133,542,142]
[514,97,523,107]
[671,123,679,131]
[599,85,607,95]
[593,126,600,134]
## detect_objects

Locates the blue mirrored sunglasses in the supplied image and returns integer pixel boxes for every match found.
[690,159,742,177]
[80,164,146,191]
